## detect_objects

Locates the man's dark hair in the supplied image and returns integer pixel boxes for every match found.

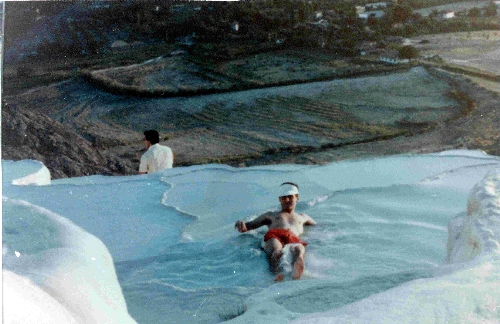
[144,130,160,144]
[281,182,299,188]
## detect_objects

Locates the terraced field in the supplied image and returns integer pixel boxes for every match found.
[7,59,465,170]
[186,96,392,144]
[98,67,460,166]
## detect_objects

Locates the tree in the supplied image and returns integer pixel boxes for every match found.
[297,0,313,22]
[398,45,419,59]
[389,4,414,24]
[484,1,497,17]
[468,7,481,18]
[337,2,357,22]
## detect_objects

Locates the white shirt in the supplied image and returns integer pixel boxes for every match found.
[139,144,173,173]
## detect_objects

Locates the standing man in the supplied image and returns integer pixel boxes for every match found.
[139,130,174,174]
[235,182,316,281]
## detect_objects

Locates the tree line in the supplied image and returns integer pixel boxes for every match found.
[3,0,499,62]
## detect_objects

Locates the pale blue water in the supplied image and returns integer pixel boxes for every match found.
[113,182,461,324]
[3,152,500,323]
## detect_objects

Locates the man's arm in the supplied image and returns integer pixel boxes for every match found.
[138,155,148,174]
[235,213,272,233]
[302,213,317,226]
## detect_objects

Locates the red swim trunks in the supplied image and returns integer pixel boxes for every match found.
[264,228,307,246]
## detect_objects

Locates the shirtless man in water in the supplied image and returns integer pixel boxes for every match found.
[235,182,316,281]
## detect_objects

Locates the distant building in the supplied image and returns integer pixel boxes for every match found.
[358,11,385,20]
[442,10,455,19]
[313,11,323,19]
[365,2,387,11]
[231,21,240,32]
[380,51,409,64]
[311,19,329,28]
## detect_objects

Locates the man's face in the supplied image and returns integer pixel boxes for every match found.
[279,194,298,211]
[143,138,151,149]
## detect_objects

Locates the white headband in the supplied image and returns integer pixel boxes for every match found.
[279,184,299,197]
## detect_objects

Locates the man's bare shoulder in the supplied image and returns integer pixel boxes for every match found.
[298,213,316,225]
[259,211,279,219]
[249,211,276,224]
[239,211,275,231]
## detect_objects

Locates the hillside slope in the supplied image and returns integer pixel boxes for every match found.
[1,103,136,178]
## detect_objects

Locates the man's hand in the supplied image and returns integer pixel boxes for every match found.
[235,220,247,233]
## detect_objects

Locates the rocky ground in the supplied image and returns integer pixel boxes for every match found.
[1,103,134,178]
[3,33,500,179]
